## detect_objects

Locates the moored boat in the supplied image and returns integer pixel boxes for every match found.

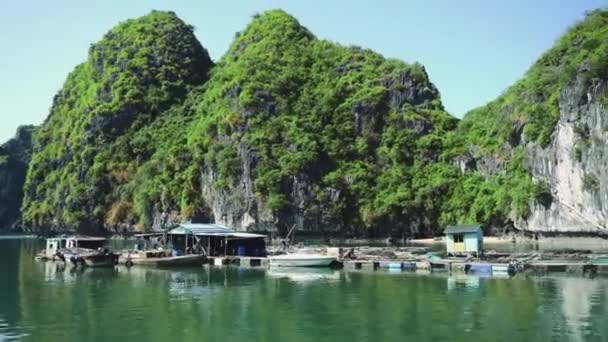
[119,250,204,267]
[268,254,337,267]
[62,249,119,267]
[37,236,118,267]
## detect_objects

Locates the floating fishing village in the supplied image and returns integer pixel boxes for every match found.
[4,3,608,341]
[34,223,608,279]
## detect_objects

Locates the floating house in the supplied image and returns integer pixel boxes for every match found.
[445,224,483,257]
[163,223,267,257]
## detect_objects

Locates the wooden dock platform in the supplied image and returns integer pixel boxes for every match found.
[197,254,608,279]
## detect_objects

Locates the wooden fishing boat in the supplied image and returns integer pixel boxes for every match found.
[62,249,119,267]
[268,254,337,267]
[37,236,118,267]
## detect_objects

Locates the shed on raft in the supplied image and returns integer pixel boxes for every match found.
[163,223,267,257]
[445,224,483,257]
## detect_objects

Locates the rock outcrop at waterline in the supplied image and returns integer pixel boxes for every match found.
[12,9,608,236]
[0,126,36,231]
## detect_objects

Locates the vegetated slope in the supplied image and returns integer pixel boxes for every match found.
[22,10,213,233]
[447,9,608,234]
[0,126,36,231]
[23,9,608,236]
[131,10,459,236]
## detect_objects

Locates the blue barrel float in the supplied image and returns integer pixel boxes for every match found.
[402,262,417,271]
[468,263,492,274]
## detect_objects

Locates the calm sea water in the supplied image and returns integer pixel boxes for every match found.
[1,238,608,342]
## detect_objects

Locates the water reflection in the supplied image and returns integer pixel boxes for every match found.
[41,261,120,285]
[559,277,604,341]
[0,316,28,341]
[447,274,480,290]
[3,239,608,341]
[267,267,341,283]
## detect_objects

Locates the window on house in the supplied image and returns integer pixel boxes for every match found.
[453,234,464,243]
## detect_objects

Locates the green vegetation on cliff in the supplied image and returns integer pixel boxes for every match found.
[132,10,458,234]
[0,126,36,231]
[19,9,608,235]
[23,9,461,234]
[442,10,608,228]
[22,10,213,232]
[459,10,608,152]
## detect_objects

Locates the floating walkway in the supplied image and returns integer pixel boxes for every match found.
[196,255,608,278]
[342,259,516,276]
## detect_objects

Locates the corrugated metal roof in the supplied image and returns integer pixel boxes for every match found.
[226,232,267,239]
[444,225,482,234]
[178,223,234,234]
[167,223,266,239]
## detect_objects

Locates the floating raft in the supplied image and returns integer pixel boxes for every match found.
[158,252,608,279]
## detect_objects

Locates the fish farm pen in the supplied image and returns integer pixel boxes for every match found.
[203,248,608,278]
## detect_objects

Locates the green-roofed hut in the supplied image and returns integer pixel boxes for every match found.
[445,224,483,257]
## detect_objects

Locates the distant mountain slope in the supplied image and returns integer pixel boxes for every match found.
[0,126,36,231]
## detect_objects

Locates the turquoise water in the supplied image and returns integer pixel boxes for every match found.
[1,239,608,342]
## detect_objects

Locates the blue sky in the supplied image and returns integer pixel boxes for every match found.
[0,0,605,142]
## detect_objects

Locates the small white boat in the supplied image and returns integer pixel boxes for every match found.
[268,254,336,267]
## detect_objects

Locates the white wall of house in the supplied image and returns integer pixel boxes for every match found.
[464,233,479,253]
[446,234,455,253]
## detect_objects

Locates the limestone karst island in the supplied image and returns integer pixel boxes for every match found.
[1,3,608,341]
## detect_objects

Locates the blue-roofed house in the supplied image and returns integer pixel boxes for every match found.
[445,224,483,257]
[164,223,267,257]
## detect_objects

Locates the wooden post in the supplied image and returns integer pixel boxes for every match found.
[224,238,227,256]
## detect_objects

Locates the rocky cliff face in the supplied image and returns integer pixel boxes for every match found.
[520,74,608,233]
[0,126,36,231]
[456,10,608,235]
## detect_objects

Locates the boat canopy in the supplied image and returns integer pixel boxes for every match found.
[166,223,266,239]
